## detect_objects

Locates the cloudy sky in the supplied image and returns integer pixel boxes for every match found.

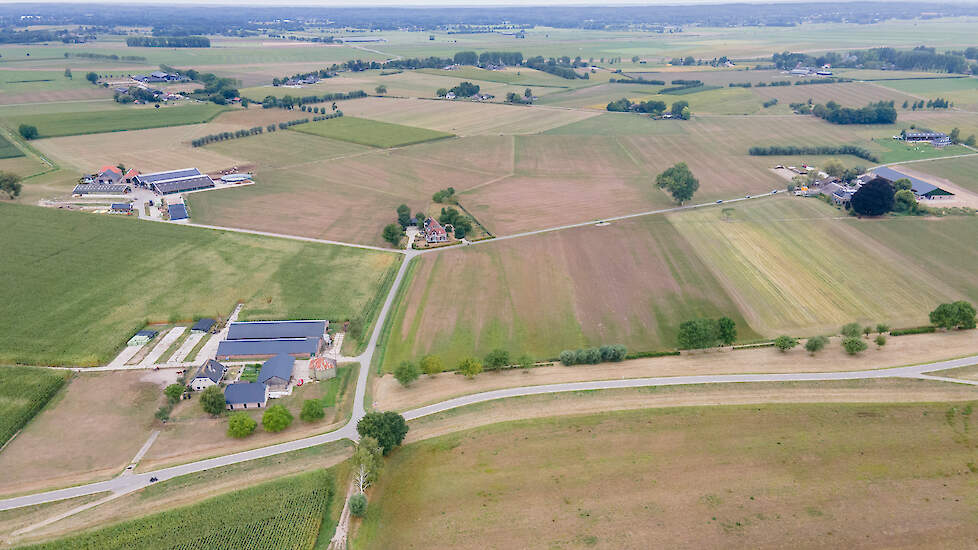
[20,0,854,5]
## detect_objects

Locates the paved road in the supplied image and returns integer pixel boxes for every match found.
[3,350,977,512]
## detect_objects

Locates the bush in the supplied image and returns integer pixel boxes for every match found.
[420,354,444,375]
[457,357,483,378]
[875,323,890,334]
[349,493,367,517]
[875,334,887,347]
[300,399,325,422]
[517,354,535,369]
[890,325,936,336]
[200,385,225,416]
[804,335,828,355]
[164,383,184,404]
[393,361,420,386]
[559,350,576,365]
[842,336,868,355]
[484,348,510,371]
[599,344,627,362]
[262,404,294,432]
[840,323,863,338]
[773,335,799,352]
[227,412,258,437]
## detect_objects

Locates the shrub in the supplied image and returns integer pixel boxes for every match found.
[774,335,799,352]
[349,493,367,517]
[842,336,868,355]
[420,354,444,375]
[300,399,325,422]
[227,411,258,437]
[394,361,420,386]
[517,354,535,369]
[457,357,483,378]
[262,404,293,432]
[559,350,576,366]
[875,334,887,348]
[199,385,225,416]
[484,348,510,371]
[164,383,184,404]
[804,335,828,355]
[875,323,890,334]
[840,323,863,338]
[890,325,936,336]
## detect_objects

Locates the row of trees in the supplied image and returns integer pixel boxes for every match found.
[773,47,974,74]
[903,98,951,110]
[260,90,366,109]
[748,145,879,163]
[65,52,146,62]
[126,36,210,47]
[271,68,337,86]
[606,98,690,119]
[524,56,587,80]
[395,348,538,386]
[451,50,524,66]
[191,126,266,148]
[559,345,627,366]
[812,100,898,125]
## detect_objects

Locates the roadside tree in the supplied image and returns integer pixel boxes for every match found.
[227,412,257,438]
[18,124,38,140]
[804,335,828,355]
[842,336,868,355]
[655,162,699,205]
[200,385,225,416]
[484,348,510,371]
[457,356,483,378]
[357,411,409,455]
[677,318,717,349]
[352,435,383,492]
[930,301,977,330]
[420,354,444,375]
[394,360,420,386]
[262,404,293,432]
[774,335,799,352]
[300,399,325,422]
[349,493,368,517]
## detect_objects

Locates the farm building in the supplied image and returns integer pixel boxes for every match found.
[310,356,337,380]
[900,130,951,147]
[423,218,449,243]
[220,173,252,183]
[224,382,269,410]
[191,359,227,391]
[110,203,133,214]
[216,337,323,359]
[216,320,328,360]
[137,168,215,195]
[191,318,216,333]
[873,167,954,200]
[168,203,189,221]
[127,329,158,347]
[257,353,295,391]
[95,165,122,184]
[72,183,131,196]
[227,320,328,340]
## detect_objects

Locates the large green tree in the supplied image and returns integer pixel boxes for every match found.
[0,172,23,199]
[262,404,293,432]
[200,385,225,416]
[677,318,717,350]
[18,124,38,140]
[655,162,699,204]
[851,178,894,216]
[357,411,409,455]
[930,301,977,330]
[484,348,510,371]
[227,412,257,438]
[382,223,404,247]
[393,360,420,386]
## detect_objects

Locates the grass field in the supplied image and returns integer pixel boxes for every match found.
[0,133,24,159]
[293,116,455,148]
[0,367,67,448]
[353,401,978,549]
[378,216,757,370]
[875,76,978,94]
[906,155,978,195]
[4,103,229,138]
[24,469,336,550]
[870,138,973,164]
[0,203,400,366]
[417,66,592,88]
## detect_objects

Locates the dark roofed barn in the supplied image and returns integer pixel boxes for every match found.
[226,321,327,341]
[216,337,322,360]
[72,184,131,196]
[224,382,269,410]
[153,175,215,195]
[258,353,295,390]
[191,318,216,333]
[873,166,954,200]
[168,203,189,221]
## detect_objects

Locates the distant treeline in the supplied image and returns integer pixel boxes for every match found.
[192,112,343,146]
[65,52,146,62]
[341,51,586,80]
[271,68,337,86]
[609,77,666,85]
[748,144,879,162]
[126,36,210,48]
[260,90,366,109]
[813,100,897,125]
[0,28,93,44]
[774,46,975,74]
[451,50,524,66]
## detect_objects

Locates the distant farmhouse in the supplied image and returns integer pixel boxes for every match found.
[899,129,951,148]
[814,165,954,205]
[133,71,188,83]
[216,320,329,360]
[423,217,449,243]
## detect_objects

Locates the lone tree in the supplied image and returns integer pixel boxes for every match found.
[850,177,894,216]
[85,71,98,84]
[774,335,799,352]
[375,85,387,95]
[0,172,22,199]
[929,301,977,330]
[457,356,483,378]
[804,335,828,355]
[655,162,699,204]
[842,336,868,355]
[227,412,257,438]
[18,124,38,140]
[393,360,420,387]
[164,383,184,404]
[875,334,887,348]
[357,411,409,455]
[484,348,510,371]
[420,354,444,375]
[262,404,293,432]
[300,399,325,422]
[200,385,225,416]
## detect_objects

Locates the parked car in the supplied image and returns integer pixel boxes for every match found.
[716,200,723,204]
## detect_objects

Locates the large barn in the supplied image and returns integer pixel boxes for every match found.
[137,168,215,195]
[216,320,328,360]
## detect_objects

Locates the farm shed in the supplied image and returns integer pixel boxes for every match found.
[226,320,328,341]
[191,318,216,333]
[137,168,215,195]
[224,382,269,410]
[191,359,227,391]
[310,356,337,380]
[168,203,189,221]
[873,167,954,199]
[127,329,158,347]
[257,353,295,390]
[215,337,322,360]
[72,184,131,196]
[110,203,132,213]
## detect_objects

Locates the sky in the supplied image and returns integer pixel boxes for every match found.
[12,0,918,5]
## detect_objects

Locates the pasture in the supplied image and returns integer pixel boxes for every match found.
[292,116,454,148]
[4,103,229,138]
[906,155,978,195]
[378,216,755,370]
[587,87,763,115]
[0,133,24,159]
[750,81,915,109]
[0,367,68,449]
[0,203,400,365]
[23,470,336,550]
[670,197,967,335]
[354,402,978,549]
[870,138,973,164]
[875,76,978,94]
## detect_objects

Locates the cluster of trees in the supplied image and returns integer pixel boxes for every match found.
[762,98,779,108]
[126,36,210,47]
[606,97,666,114]
[439,206,473,238]
[437,81,480,98]
[65,52,146,62]
[271,68,338,86]
[748,145,879,163]
[395,348,537,387]
[524,56,587,80]
[191,126,265,147]
[774,47,974,74]
[158,65,238,104]
[0,28,92,44]
[505,88,534,104]
[821,159,867,183]
[559,345,627,366]
[156,377,189,423]
[18,124,38,140]
[261,90,366,109]
[655,162,699,204]
[113,86,157,104]
[608,77,665,85]
[812,101,897,125]
[451,50,524,66]
[904,97,951,110]
[432,187,456,203]
[348,435,384,518]
[930,301,977,330]
[669,56,697,66]
[0,172,22,199]
[676,317,737,350]
[382,204,416,246]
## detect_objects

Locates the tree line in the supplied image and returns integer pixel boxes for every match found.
[191,112,342,147]
[126,36,210,48]
[774,46,974,74]
[524,56,588,80]
[64,52,146,62]
[748,145,879,163]
[451,50,524,66]
[260,90,366,109]
[812,101,897,125]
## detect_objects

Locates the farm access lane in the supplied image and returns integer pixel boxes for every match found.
[3,351,978,513]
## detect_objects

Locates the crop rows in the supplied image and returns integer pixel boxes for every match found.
[0,366,67,447]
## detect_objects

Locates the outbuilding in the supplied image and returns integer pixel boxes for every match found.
[191,359,227,391]
[191,318,216,333]
[224,382,269,410]
[258,353,295,391]
[168,203,189,221]
[127,329,158,347]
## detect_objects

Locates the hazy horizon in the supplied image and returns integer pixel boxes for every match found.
[12,0,977,6]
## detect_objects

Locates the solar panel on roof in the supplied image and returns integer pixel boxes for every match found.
[138,168,201,184]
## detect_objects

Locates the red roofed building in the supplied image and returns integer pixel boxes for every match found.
[96,165,123,184]
[123,169,139,184]
[423,217,448,243]
[309,356,337,380]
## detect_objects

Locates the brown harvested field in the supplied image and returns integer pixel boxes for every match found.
[0,155,47,178]
[375,330,978,411]
[751,82,916,108]
[379,216,755,370]
[392,134,515,177]
[355,399,978,549]
[0,371,162,497]
[513,134,647,178]
[337,96,598,135]
[0,88,113,105]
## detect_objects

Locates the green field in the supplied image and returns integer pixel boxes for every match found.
[0,70,92,95]
[0,133,24,159]
[417,66,588,88]
[292,116,454,148]
[0,366,68,448]
[871,138,973,164]
[0,203,401,366]
[353,401,978,549]
[908,155,978,194]
[876,77,978,94]
[24,469,335,550]
[5,103,228,138]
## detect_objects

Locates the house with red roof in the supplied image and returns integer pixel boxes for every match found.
[423,217,448,243]
[123,169,139,184]
[95,165,123,184]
